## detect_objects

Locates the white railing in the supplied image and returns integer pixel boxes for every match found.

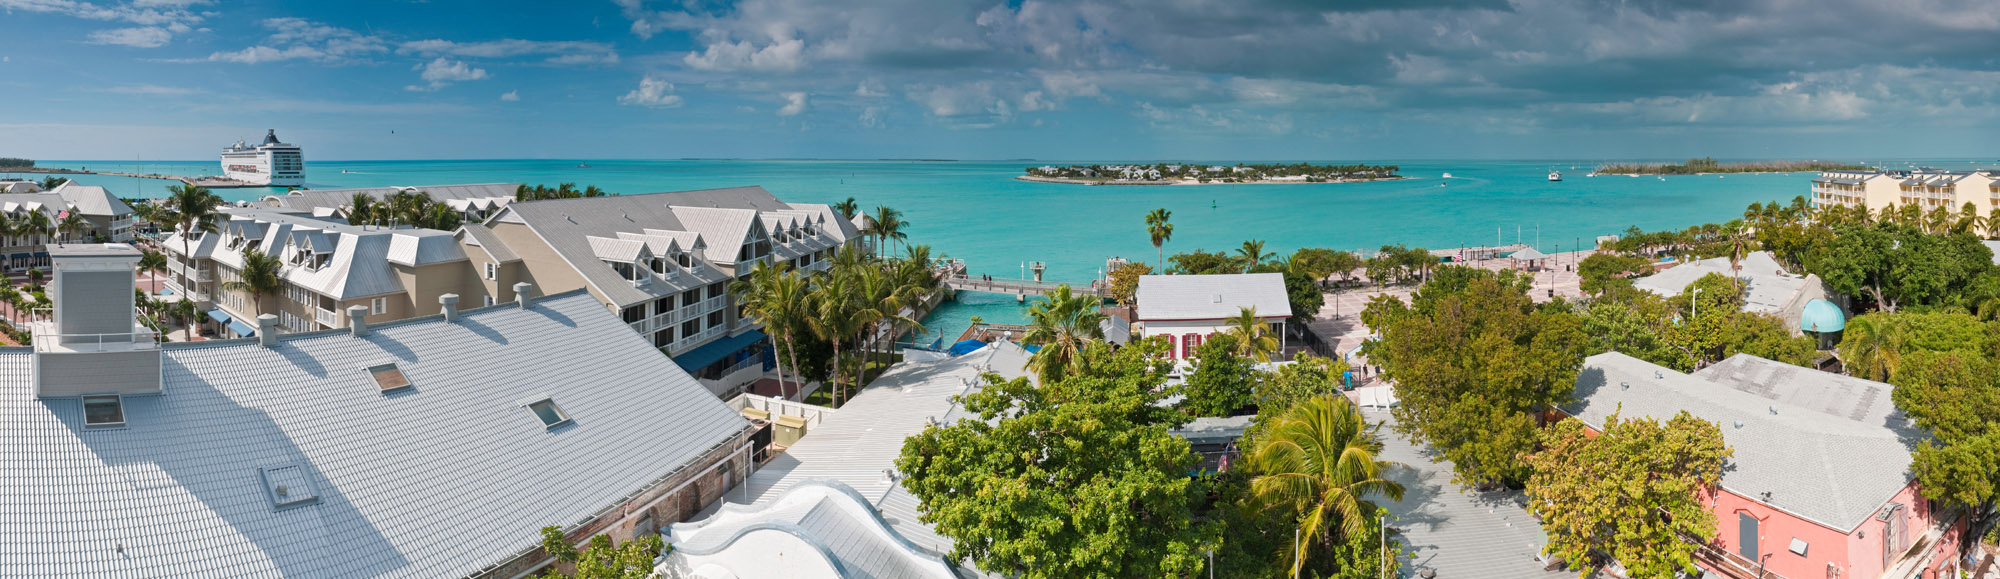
[315,308,340,328]
[671,327,726,353]
[700,296,726,313]
[34,330,159,352]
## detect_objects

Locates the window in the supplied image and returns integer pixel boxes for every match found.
[367,363,412,392]
[654,297,674,315]
[484,262,497,280]
[707,311,725,328]
[622,305,645,323]
[707,283,726,300]
[83,395,125,427]
[682,320,700,338]
[682,290,701,307]
[528,399,570,428]
[676,253,692,268]
[654,328,674,348]
[370,297,386,315]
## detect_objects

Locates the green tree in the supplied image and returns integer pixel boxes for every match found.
[1281,270,1324,329]
[1105,261,1151,308]
[730,260,807,399]
[1145,208,1174,266]
[1237,240,1272,273]
[1244,394,1405,578]
[1887,351,2000,539]
[535,527,664,579]
[1169,249,1241,275]
[868,205,908,258]
[1525,412,1731,578]
[1021,284,1107,384]
[1575,253,1650,295]
[220,249,285,318]
[1364,266,1587,487]
[1257,353,1349,409]
[56,211,87,244]
[1838,314,1904,382]
[832,197,858,219]
[1179,334,1258,417]
[806,270,873,407]
[1223,306,1280,362]
[896,340,1215,579]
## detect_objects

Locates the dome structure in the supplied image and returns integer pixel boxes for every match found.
[1800,299,1845,333]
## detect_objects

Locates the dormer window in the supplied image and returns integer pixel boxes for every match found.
[227,236,245,249]
[676,253,692,268]
[83,395,125,428]
[651,257,669,274]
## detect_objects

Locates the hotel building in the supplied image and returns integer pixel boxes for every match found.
[1811,169,1999,215]
[163,184,864,397]
[0,180,136,272]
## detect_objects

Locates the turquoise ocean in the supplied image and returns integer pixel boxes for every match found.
[17,158,1990,345]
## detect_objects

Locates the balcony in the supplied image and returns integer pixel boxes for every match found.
[700,296,727,313]
[315,308,340,328]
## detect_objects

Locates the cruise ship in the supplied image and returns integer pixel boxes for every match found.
[220,129,304,187]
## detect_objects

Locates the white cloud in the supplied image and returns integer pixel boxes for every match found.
[397,39,619,65]
[618,75,684,108]
[684,34,807,72]
[777,91,808,116]
[103,83,199,95]
[859,106,884,128]
[500,90,520,102]
[406,57,488,91]
[197,18,386,64]
[854,80,886,97]
[87,26,171,48]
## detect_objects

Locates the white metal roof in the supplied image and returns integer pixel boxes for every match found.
[0,291,748,577]
[1135,273,1291,321]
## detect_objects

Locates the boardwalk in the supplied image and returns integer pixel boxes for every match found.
[944,275,1107,298]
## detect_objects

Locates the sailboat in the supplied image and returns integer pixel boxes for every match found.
[1547,170,1562,182]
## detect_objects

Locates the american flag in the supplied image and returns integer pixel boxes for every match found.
[55,210,68,219]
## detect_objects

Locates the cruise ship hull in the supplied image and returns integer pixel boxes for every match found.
[221,130,305,187]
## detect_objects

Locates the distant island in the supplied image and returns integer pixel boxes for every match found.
[0,158,34,169]
[1020,162,1402,185]
[1594,157,1871,176]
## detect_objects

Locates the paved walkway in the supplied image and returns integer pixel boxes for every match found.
[1369,408,1572,579]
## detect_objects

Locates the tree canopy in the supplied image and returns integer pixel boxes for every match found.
[896,340,1216,578]
[1179,334,1258,417]
[1525,412,1732,578]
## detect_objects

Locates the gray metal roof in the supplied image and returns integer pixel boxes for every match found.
[1373,407,1568,579]
[663,479,957,578]
[263,183,521,214]
[0,290,749,577]
[48,181,133,217]
[727,342,1034,562]
[1631,252,1808,316]
[1135,273,1291,321]
[176,208,466,300]
[1565,352,1921,532]
[457,223,521,263]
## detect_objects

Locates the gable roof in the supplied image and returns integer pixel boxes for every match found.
[1631,251,1810,316]
[1135,273,1292,321]
[0,290,749,577]
[456,223,521,263]
[261,183,521,214]
[1566,352,1920,532]
[180,208,467,300]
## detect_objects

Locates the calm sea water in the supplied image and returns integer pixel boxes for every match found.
[21,157,1989,340]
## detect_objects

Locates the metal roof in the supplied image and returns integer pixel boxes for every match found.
[457,223,521,263]
[1566,352,1921,532]
[662,479,957,578]
[179,208,466,300]
[1135,273,1291,321]
[725,342,1034,562]
[47,181,133,217]
[1631,252,1810,316]
[263,183,522,213]
[0,290,749,577]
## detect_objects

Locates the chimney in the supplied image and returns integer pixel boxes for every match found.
[348,305,371,337]
[257,314,278,347]
[35,244,162,397]
[440,294,460,322]
[514,282,534,308]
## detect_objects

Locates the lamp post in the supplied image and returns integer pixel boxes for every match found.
[1692,287,1703,321]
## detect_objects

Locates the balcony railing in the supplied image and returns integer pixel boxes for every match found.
[315,308,340,328]
[700,296,726,313]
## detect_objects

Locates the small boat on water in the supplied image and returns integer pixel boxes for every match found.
[1547,170,1562,182]
[577,162,592,168]
[1442,172,1453,179]
[1658,176,1666,181]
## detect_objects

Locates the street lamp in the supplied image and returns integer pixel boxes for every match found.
[1692,287,1704,320]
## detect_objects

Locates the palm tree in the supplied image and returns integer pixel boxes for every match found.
[1145,208,1174,266]
[1224,306,1280,362]
[0,285,18,325]
[20,209,51,250]
[731,261,807,399]
[56,211,87,244]
[220,249,285,319]
[1237,240,1271,273]
[806,272,871,407]
[1246,394,1405,578]
[869,205,907,258]
[832,197,859,220]
[1021,284,1106,383]
[856,267,923,375]
[346,192,377,225]
[165,183,223,288]
[138,249,168,281]
[1838,315,1902,382]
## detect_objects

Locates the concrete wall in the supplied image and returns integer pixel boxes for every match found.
[1139,317,1286,359]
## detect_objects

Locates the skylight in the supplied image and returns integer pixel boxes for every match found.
[82,395,124,427]
[368,363,412,392]
[259,464,320,509]
[528,399,570,428]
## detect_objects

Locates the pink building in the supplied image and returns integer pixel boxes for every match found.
[1567,353,1967,579]
[1132,273,1291,361]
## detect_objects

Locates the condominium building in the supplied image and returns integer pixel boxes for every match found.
[1812,169,1999,213]
[7,244,754,578]
[161,207,473,339]
[471,186,863,396]
[0,180,136,272]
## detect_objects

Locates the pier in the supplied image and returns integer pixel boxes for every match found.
[944,275,1108,298]
[91,172,265,189]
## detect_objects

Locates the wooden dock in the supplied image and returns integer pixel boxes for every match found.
[944,275,1107,298]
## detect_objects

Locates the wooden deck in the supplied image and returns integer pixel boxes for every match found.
[943,275,1107,298]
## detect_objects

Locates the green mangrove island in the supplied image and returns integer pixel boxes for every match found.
[1594,157,1871,175]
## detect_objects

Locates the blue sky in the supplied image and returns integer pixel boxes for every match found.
[2,0,1997,161]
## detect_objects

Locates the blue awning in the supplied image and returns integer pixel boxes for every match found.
[948,339,987,356]
[227,318,256,337]
[672,329,768,372]
[7,253,26,260]
[207,308,231,324]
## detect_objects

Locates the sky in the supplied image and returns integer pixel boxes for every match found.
[1,0,1997,161]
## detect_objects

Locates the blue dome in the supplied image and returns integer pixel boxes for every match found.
[1800,299,1845,333]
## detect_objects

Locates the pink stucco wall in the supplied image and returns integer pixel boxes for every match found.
[1701,481,1962,579]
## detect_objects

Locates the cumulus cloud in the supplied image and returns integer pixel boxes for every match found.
[500,90,520,102]
[684,35,807,72]
[86,26,171,48]
[397,39,618,65]
[618,75,684,108]
[777,91,809,116]
[406,58,488,91]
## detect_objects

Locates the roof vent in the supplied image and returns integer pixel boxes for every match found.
[1768,405,1778,415]
[1654,370,1663,379]
[1619,381,1629,391]
[514,282,534,308]
[1211,293,1222,303]
[257,314,278,347]
[1733,420,1744,429]
[439,293,460,322]
[348,305,370,337]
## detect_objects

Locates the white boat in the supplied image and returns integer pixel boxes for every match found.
[1442,172,1453,179]
[1658,176,1666,181]
[1547,170,1562,182]
[220,129,304,187]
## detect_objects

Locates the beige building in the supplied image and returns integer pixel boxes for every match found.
[1812,169,1999,215]
[161,207,473,339]
[0,181,136,272]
